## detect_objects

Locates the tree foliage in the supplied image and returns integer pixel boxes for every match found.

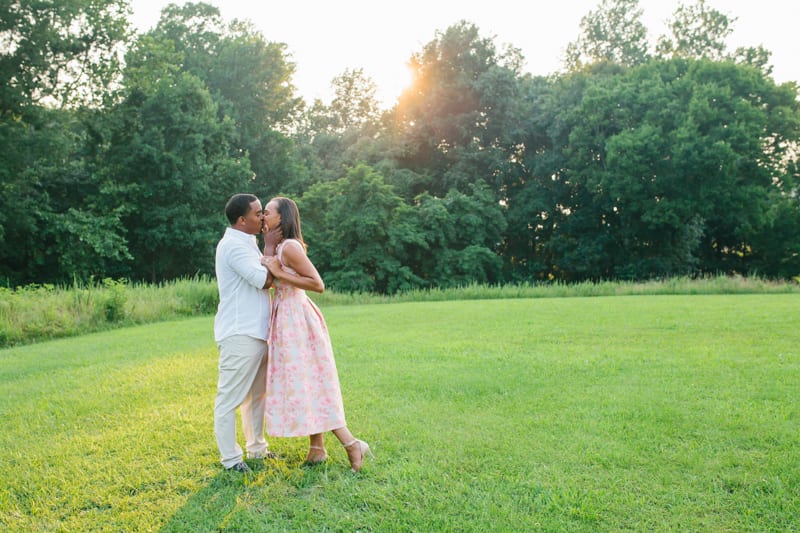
[1,1,799,289]
[104,71,252,281]
[655,0,734,60]
[564,0,650,70]
[393,21,523,196]
[145,3,304,196]
[0,0,131,285]
[0,0,130,111]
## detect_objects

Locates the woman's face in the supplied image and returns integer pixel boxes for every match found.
[263,200,281,230]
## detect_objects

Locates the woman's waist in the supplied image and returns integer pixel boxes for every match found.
[274,284,305,295]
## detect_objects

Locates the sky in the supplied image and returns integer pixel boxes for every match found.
[129,0,800,107]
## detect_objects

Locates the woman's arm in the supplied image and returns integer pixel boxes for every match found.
[263,240,325,293]
[261,226,283,288]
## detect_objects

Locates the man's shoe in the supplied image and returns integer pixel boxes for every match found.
[250,450,280,460]
[226,461,252,473]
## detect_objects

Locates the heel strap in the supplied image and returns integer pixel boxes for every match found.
[343,439,359,449]
[309,445,325,451]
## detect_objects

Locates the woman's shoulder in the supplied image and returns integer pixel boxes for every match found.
[282,238,304,248]
[279,238,306,255]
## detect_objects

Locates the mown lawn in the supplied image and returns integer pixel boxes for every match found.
[1,294,797,531]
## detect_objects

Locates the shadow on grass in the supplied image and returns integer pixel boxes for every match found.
[157,454,334,532]
[158,460,270,532]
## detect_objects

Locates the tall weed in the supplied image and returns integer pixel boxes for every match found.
[1,274,796,347]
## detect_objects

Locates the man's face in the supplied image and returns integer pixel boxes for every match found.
[240,199,264,235]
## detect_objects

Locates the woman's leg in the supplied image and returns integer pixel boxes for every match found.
[331,427,355,446]
[332,427,372,472]
[306,433,327,464]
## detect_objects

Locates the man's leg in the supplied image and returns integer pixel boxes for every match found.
[242,340,269,459]
[214,335,267,468]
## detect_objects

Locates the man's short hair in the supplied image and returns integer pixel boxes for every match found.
[225,194,258,225]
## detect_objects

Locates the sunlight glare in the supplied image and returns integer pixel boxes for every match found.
[378,63,415,107]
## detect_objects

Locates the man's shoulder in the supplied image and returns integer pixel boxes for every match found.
[217,228,246,248]
[217,229,257,261]
[216,232,231,251]
[215,230,239,260]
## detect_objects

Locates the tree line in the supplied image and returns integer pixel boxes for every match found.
[1,0,798,292]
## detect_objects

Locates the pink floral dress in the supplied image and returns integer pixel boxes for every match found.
[265,239,346,437]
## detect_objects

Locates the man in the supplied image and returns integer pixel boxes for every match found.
[213,193,280,473]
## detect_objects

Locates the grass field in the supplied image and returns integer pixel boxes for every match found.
[1,294,798,531]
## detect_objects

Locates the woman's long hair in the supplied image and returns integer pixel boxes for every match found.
[273,196,307,250]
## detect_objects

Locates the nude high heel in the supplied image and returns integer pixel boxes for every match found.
[304,445,328,465]
[343,439,374,472]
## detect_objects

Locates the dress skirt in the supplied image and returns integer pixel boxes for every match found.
[265,241,346,437]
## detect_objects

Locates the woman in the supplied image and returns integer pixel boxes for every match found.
[260,196,373,472]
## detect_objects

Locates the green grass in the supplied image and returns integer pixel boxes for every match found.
[1,295,798,531]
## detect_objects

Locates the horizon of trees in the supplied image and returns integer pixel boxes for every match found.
[1,0,798,292]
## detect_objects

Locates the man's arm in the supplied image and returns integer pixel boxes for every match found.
[226,240,269,289]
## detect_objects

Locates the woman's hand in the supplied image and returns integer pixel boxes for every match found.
[262,225,283,256]
[262,255,284,278]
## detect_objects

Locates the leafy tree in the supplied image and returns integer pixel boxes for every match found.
[120,33,184,93]
[146,2,304,196]
[404,182,506,287]
[103,69,252,281]
[511,58,800,281]
[298,164,506,293]
[392,21,524,197]
[3,2,798,288]
[209,20,304,195]
[148,1,224,79]
[730,45,773,77]
[0,107,73,284]
[298,164,410,293]
[655,0,734,61]
[0,0,131,285]
[750,194,800,278]
[294,68,387,187]
[0,0,130,111]
[678,61,800,273]
[0,104,133,285]
[564,0,649,71]
[500,73,572,281]
[324,68,382,132]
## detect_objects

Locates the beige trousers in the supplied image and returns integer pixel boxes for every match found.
[214,335,268,468]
